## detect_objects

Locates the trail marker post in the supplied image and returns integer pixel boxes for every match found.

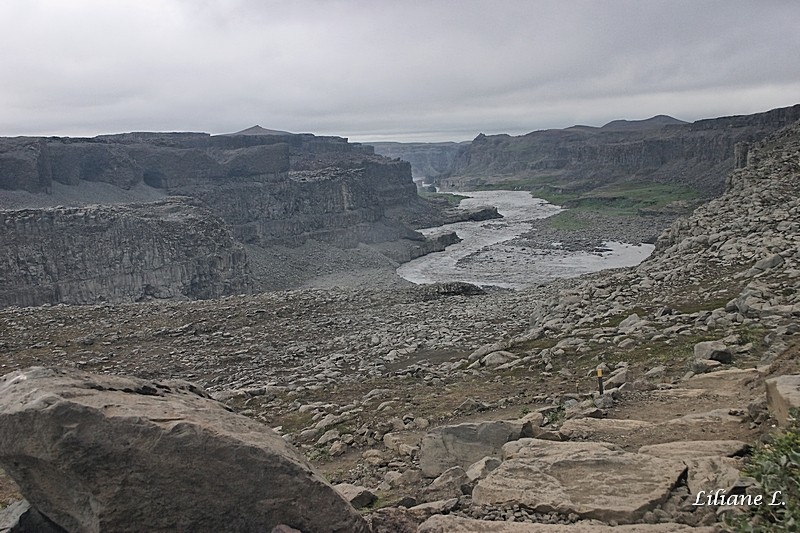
[597,367,604,395]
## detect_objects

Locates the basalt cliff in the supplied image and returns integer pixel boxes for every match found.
[0,128,455,307]
[438,104,800,196]
[370,141,466,182]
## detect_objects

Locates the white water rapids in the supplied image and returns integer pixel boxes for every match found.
[397,191,654,289]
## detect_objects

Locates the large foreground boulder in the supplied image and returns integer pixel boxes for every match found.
[472,439,687,524]
[0,367,369,533]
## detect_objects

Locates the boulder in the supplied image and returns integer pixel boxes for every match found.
[0,499,65,533]
[638,440,749,498]
[559,417,654,441]
[481,350,516,367]
[693,341,733,363]
[638,440,750,459]
[465,456,502,482]
[753,253,785,271]
[518,411,545,437]
[419,420,523,477]
[472,439,687,524]
[421,466,470,502]
[0,367,369,533]
[765,374,800,427]
[333,483,377,509]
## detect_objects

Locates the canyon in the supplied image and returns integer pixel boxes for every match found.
[409,105,800,198]
[0,127,479,307]
[1,107,799,531]
[0,111,800,533]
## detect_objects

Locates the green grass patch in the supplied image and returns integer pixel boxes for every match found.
[478,179,701,217]
[726,411,800,531]
[546,210,593,230]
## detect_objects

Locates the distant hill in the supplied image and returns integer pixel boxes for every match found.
[600,115,688,131]
[439,104,800,197]
[228,125,293,136]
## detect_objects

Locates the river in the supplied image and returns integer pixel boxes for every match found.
[397,191,654,289]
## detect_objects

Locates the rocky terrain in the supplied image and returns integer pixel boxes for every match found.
[438,104,800,198]
[1,117,799,531]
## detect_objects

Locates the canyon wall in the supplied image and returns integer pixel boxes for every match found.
[440,104,800,196]
[369,141,467,181]
[0,198,250,307]
[0,129,437,306]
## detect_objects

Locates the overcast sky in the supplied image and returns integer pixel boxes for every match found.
[1,1,798,142]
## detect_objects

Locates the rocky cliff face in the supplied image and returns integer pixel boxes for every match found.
[0,130,430,247]
[0,198,250,307]
[0,130,444,306]
[440,104,800,196]
[370,141,467,181]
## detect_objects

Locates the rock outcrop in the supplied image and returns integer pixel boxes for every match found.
[0,198,250,307]
[0,367,369,533]
[0,130,432,248]
[440,104,800,196]
[472,439,687,524]
[419,421,524,477]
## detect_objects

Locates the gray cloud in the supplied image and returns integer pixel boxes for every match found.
[1,0,798,141]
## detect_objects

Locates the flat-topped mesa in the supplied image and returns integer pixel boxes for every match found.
[0,129,428,248]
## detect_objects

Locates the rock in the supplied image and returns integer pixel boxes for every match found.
[473,439,687,523]
[421,466,470,502]
[685,368,760,392]
[638,440,749,498]
[418,515,718,532]
[663,408,746,431]
[271,526,302,533]
[690,359,723,374]
[329,440,347,457]
[362,449,386,466]
[638,440,750,459]
[334,483,377,509]
[465,456,502,482]
[683,456,743,498]
[318,429,341,445]
[604,368,629,388]
[468,342,508,362]
[367,506,422,533]
[419,420,524,477]
[518,411,545,438]
[559,417,653,441]
[0,367,369,533]
[0,499,66,533]
[481,350,516,367]
[693,341,733,363]
[765,374,800,427]
[407,497,459,519]
[753,253,785,271]
[619,313,642,330]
